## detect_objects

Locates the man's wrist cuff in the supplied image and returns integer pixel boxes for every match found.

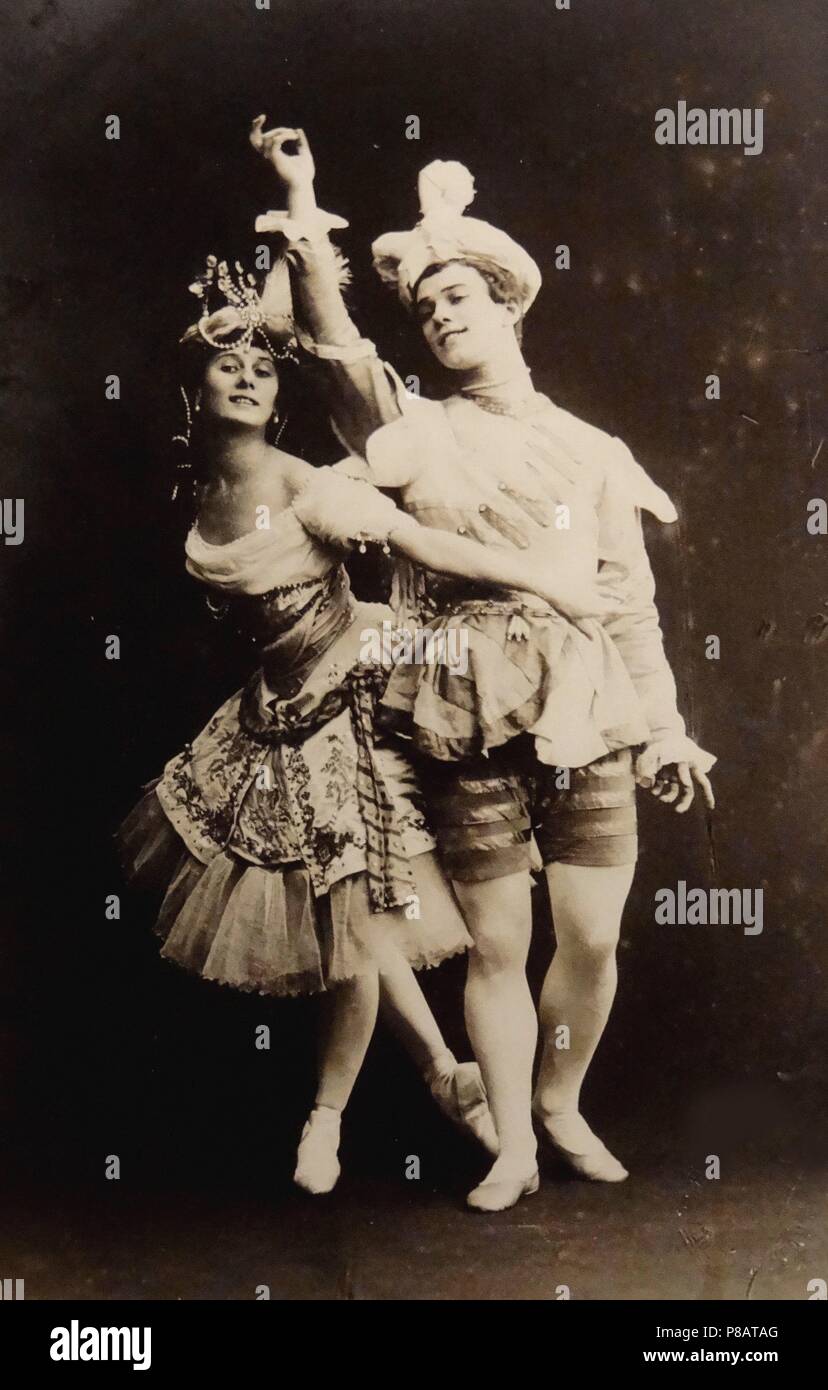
[254,207,349,240]
[295,327,379,364]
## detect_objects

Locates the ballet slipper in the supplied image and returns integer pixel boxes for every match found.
[466,1159,540,1213]
[293,1106,342,1195]
[426,1056,500,1156]
[533,1106,628,1182]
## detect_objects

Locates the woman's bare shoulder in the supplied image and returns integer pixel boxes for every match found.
[262,447,316,497]
[268,449,318,495]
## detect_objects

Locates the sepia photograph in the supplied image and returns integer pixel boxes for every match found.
[0,0,825,1363]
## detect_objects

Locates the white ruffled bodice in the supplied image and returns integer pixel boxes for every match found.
[184,464,415,596]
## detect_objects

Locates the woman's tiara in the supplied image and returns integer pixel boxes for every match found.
[181,255,299,361]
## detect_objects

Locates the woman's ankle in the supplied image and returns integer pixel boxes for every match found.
[424,1047,457,1085]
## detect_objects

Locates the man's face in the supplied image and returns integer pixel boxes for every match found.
[414,263,519,370]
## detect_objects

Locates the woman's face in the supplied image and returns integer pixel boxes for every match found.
[414,263,520,371]
[201,346,279,430]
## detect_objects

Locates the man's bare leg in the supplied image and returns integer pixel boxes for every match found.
[453,870,539,1207]
[533,861,635,1181]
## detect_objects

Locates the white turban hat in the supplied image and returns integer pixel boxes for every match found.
[371,160,542,313]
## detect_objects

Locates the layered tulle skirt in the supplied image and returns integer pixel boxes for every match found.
[117,602,471,997]
[118,789,470,997]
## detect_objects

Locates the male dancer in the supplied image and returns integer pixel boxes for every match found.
[251,120,715,1211]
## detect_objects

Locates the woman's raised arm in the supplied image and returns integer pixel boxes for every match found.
[249,119,355,343]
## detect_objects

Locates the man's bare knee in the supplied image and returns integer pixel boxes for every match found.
[556,920,620,969]
[546,862,631,969]
[470,920,528,972]
[454,871,531,972]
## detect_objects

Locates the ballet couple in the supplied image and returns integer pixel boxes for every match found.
[118,120,714,1211]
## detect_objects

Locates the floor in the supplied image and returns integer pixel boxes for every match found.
[2,1146,824,1301]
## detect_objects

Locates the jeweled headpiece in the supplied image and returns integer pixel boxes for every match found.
[181,254,298,360]
[171,254,299,494]
[371,160,542,313]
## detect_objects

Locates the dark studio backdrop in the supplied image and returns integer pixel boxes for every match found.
[0,0,825,1231]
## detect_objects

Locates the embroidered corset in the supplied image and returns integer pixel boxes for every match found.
[184,484,363,696]
[226,567,355,696]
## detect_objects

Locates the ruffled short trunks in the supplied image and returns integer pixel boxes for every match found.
[419,740,639,882]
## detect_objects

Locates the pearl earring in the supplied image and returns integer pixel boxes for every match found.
[272,412,288,447]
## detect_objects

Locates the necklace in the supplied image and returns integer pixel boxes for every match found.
[459,368,541,419]
[461,388,544,419]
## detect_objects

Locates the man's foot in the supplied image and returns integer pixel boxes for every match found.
[426,1054,499,1156]
[466,1153,540,1212]
[533,1107,628,1182]
[293,1106,342,1194]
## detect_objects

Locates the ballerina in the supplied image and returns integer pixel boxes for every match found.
[117,245,601,1196]
[249,120,716,1210]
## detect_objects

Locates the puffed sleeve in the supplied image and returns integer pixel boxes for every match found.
[597,440,715,771]
[291,465,419,549]
[361,414,424,489]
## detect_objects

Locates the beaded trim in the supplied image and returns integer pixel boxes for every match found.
[446,598,553,619]
[253,575,326,603]
[460,389,545,419]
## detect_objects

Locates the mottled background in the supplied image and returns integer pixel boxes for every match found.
[0,0,825,1299]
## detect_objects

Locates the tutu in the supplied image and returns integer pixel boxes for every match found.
[118,472,475,998]
[119,786,467,997]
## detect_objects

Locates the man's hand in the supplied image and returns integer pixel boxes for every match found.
[635,742,715,814]
[249,117,315,190]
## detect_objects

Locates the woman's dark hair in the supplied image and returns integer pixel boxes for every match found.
[412,257,524,344]
[168,333,336,519]
[170,338,325,520]
[177,333,330,442]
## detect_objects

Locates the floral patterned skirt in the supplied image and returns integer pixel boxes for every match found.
[117,603,471,997]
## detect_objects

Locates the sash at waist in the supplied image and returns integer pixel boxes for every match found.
[238,641,416,915]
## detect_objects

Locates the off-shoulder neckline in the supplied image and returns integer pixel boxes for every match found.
[191,488,325,552]
[189,458,327,550]
[189,503,305,551]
